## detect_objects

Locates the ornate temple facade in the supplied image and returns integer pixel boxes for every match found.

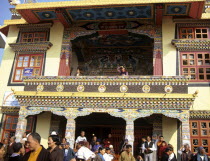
[0,0,210,156]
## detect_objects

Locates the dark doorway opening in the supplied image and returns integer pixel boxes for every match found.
[134,118,153,156]
[75,112,126,154]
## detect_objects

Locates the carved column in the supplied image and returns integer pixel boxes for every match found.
[65,117,76,149]
[125,118,135,149]
[153,37,163,75]
[15,115,27,142]
[181,119,191,146]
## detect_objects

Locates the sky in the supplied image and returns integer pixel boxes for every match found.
[0,0,11,65]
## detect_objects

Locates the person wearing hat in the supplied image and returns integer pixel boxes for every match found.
[193,147,208,161]
[63,142,75,161]
[92,139,102,153]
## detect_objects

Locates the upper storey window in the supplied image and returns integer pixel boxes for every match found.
[13,54,44,82]
[20,32,47,42]
[181,52,210,81]
[179,28,208,39]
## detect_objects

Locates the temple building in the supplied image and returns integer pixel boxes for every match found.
[0,0,210,157]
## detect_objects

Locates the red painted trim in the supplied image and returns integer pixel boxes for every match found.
[153,52,163,75]
[189,2,205,19]
[55,10,71,28]
[155,5,163,26]
[17,9,40,23]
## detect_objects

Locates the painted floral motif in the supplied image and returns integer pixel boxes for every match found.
[98,85,106,93]
[77,85,85,92]
[164,85,173,93]
[120,85,128,93]
[37,85,44,92]
[56,84,64,92]
[142,85,150,93]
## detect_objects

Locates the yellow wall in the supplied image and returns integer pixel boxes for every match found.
[36,112,51,148]
[0,26,24,107]
[162,115,177,155]
[162,16,177,76]
[44,22,64,76]
[188,87,210,110]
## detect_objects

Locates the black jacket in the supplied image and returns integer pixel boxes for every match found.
[22,146,50,161]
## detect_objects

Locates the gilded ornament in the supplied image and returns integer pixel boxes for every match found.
[98,85,106,93]
[120,85,128,93]
[37,85,44,92]
[77,85,85,92]
[56,84,64,92]
[142,85,150,93]
[164,85,173,93]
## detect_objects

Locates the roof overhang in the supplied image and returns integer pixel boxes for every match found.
[0,32,6,48]
[12,0,205,26]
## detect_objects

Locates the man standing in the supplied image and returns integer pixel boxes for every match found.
[63,142,75,161]
[8,136,15,157]
[178,144,193,161]
[142,136,156,161]
[22,132,50,161]
[119,145,135,161]
[75,131,87,148]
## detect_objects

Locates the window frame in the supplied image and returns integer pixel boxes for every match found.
[19,31,47,43]
[1,115,35,140]
[190,120,210,155]
[180,52,210,82]
[12,53,44,83]
[179,27,209,39]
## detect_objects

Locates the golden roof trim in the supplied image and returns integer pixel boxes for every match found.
[4,19,28,25]
[14,91,195,99]
[15,0,205,10]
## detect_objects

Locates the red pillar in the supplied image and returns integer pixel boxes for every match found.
[58,53,70,76]
[153,52,163,75]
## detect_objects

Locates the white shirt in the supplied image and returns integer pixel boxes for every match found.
[200,156,204,161]
[75,136,87,143]
[169,153,175,161]
[76,146,95,161]
[142,141,156,151]
[103,153,114,161]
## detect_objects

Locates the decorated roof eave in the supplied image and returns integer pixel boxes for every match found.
[190,110,210,119]
[0,19,28,36]
[0,25,9,37]
[9,41,53,52]
[15,0,205,10]
[1,106,20,114]
[23,76,191,83]
[14,91,195,99]
[171,39,210,51]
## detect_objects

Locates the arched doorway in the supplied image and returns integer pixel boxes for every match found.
[134,117,153,156]
[75,112,126,154]
[71,30,154,76]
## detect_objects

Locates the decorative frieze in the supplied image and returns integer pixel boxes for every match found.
[190,110,210,119]
[172,39,210,51]
[9,41,53,52]
[14,92,195,110]
[16,23,52,32]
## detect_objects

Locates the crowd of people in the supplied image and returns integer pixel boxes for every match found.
[0,131,209,161]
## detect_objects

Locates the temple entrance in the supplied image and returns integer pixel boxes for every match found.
[134,117,153,156]
[75,113,126,154]
[71,30,154,76]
